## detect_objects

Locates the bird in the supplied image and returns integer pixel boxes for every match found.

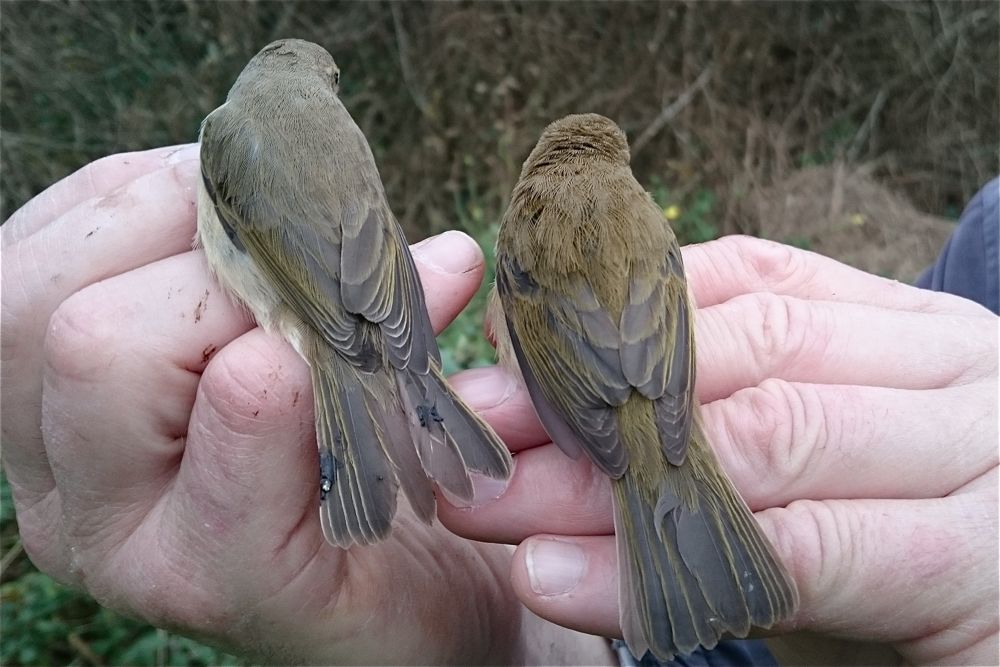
[489,112,798,660]
[195,38,511,548]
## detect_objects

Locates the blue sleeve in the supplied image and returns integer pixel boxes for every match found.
[916,177,999,314]
[612,639,778,667]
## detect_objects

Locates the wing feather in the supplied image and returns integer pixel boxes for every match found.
[496,254,629,477]
[200,110,431,374]
[621,242,694,465]
[497,229,696,473]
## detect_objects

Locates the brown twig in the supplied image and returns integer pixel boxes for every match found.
[68,632,105,667]
[390,3,433,121]
[631,63,714,158]
[0,540,24,580]
[847,88,889,163]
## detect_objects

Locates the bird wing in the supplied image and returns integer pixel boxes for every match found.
[496,252,632,476]
[199,107,436,374]
[497,231,694,475]
[619,240,695,465]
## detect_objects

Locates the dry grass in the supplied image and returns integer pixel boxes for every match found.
[748,162,954,282]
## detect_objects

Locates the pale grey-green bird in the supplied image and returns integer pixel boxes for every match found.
[489,113,798,660]
[196,38,511,548]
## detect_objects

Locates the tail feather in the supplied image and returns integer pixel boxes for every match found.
[312,352,511,548]
[615,426,798,660]
[427,365,512,478]
[665,483,752,637]
[312,361,397,548]
[397,365,513,502]
[368,394,436,524]
[694,461,798,622]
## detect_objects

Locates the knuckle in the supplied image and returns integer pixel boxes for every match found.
[768,498,851,598]
[735,291,793,368]
[166,160,200,200]
[722,381,783,477]
[199,335,305,431]
[72,156,125,202]
[754,292,793,363]
[737,291,830,374]
[1,246,44,369]
[956,317,999,383]
[758,379,820,484]
[564,455,613,520]
[760,500,828,596]
[44,284,129,383]
[724,379,824,498]
[728,235,810,292]
[79,152,136,191]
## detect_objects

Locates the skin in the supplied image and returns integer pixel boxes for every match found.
[491,114,797,659]
[2,146,997,665]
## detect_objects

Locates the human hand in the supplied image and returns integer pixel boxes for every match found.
[441,236,999,666]
[0,146,613,666]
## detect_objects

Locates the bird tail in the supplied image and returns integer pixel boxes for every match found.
[396,363,513,504]
[613,421,798,660]
[312,355,437,548]
[312,349,511,549]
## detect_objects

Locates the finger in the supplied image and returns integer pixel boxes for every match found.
[168,328,322,561]
[2,144,199,243]
[682,235,988,317]
[760,487,998,663]
[42,228,490,540]
[3,160,201,499]
[702,380,999,508]
[441,377,998,542]
[693,292,996,402]
[42,251,253,546]
[61,327,336,635]
[410,230,486,332]
[511,535,621,640]
[448,366,550,453]
[438,442,612,543]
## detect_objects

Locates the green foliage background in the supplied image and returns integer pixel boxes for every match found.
[2,1,997,664]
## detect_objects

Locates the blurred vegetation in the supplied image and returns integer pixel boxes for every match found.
[2,1,998,665]
[3,1,998,226]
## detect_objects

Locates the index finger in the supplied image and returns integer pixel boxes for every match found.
[2,159,202,500]
[2,144,200,243]
[682,235,987,317]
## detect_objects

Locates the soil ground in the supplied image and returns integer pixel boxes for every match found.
[748,164,956,282]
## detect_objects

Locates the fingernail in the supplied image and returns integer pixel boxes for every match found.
[412,230,481,274]
[446,462,516,508]
[450,367,518,411]
[163,143,200,165]
[527,539,586,596]
[471,473,509,505]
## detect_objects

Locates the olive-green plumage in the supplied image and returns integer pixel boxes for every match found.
[491,113,798,659]
[195,39,511,548]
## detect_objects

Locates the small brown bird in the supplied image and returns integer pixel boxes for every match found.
[490,113,798,659]
[196,39,511,548]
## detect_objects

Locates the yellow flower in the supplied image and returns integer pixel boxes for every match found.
[849,213,865,226]
[664,205,681,221]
